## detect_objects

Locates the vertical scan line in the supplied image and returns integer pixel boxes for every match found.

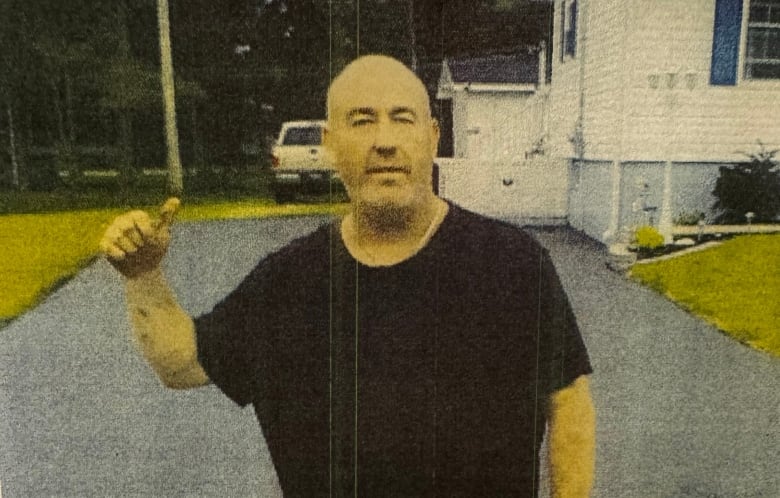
[433,263,440,489]
[329,224,334,497]
[328,3,333,495]
[354,261,360,497]
[532,249,544,497]
[355,0,360,56]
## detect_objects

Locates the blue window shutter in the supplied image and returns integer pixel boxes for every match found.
[710,0,744,85]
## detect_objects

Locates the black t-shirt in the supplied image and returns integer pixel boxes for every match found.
[195,202,592,497]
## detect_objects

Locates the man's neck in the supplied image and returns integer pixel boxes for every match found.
[341,195,448,266]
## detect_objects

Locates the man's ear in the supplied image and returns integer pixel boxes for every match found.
[322,126,331,150]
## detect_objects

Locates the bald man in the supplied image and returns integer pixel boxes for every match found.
[101,55,595,497]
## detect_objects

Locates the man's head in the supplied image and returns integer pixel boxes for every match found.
[324,55,439,214]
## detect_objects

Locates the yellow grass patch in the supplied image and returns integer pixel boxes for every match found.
[630,234,780,357]
[1,201,348,322]
[0,210,122,320]
[177,200,349,222]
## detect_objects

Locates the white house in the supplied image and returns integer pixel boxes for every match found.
[438,0,780,242]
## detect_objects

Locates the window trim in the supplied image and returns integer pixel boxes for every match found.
[559,0,567,62]
[559,0,578,62]
[739,0,780,84]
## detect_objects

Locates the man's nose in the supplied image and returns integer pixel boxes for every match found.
[372,121,397,158]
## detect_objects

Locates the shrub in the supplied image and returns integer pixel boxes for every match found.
[634,225,665,250]
[713,142,780,224]
[674,211,705,226]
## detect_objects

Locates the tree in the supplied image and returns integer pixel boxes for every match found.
[0,0,21,188]
[415,0,550,59]
[713,143,780,223]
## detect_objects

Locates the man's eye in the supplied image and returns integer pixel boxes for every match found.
[394,115,415,124]
[351,117,374,127]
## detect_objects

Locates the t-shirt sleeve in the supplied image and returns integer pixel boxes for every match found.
[194,262,277,407]
[537,247,593,394]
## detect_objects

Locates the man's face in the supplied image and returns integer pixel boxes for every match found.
[324,63,439,210]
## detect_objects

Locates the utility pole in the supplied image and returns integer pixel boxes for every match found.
[157,0,183,195]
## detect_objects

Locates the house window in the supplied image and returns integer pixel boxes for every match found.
[745,0,780,78]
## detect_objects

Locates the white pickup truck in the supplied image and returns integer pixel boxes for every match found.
[270,120,338,203]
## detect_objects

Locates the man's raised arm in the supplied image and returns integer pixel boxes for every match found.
[100,198,210,389]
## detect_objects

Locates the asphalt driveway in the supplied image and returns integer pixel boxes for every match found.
[0,216,777,497]
[532,228,779,498]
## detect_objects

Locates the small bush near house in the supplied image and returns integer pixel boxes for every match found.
[674,211,705,226]
[712,143,780,224]
[633,225,665,250]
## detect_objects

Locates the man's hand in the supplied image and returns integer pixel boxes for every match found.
[100,198,180,279]
[103,197,209,389]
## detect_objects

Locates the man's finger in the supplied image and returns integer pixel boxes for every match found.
[104,221,141,249]
[123,224,144,247]
[115,236,139,254]
[100,239,126,260]
[127,211,155,239]
[158,197,181,228]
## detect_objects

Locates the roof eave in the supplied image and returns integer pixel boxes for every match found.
[464,83,537,93]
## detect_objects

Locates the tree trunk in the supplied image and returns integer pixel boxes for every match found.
[51,77,65,144]
[116,0,134,188]
[191,103,204,166]
[52,72,76,180]
[7,102,20,190]
[64,72,75,143]
[157,0,183,195]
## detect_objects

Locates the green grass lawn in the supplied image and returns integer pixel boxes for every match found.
[0,198,348,325]
[630,234,780,357]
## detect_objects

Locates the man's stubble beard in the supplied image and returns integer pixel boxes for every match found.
[354,198,416,238]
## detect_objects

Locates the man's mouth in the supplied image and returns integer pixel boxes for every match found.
[365,165,410,175]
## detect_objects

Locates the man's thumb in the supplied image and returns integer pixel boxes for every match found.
[158,197,181,229]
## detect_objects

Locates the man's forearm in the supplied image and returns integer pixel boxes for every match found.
[548,375,596,498]
[125,269,209,389]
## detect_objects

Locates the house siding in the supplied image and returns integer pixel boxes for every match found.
[452,95,468,158]
[579,0,628,160]
[572,0,780,163]
[618,161,724,229]
[570,159,726,240]
[556,0,780,241]
[621,0,780,162]
[547,0,584,158]
[568,160,614,237]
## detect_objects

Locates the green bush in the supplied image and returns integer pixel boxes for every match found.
[674,211,705,226]
[713,142,780,223]
[634,225,665,250]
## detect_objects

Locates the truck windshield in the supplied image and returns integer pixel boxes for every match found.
[282,127,322,145]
